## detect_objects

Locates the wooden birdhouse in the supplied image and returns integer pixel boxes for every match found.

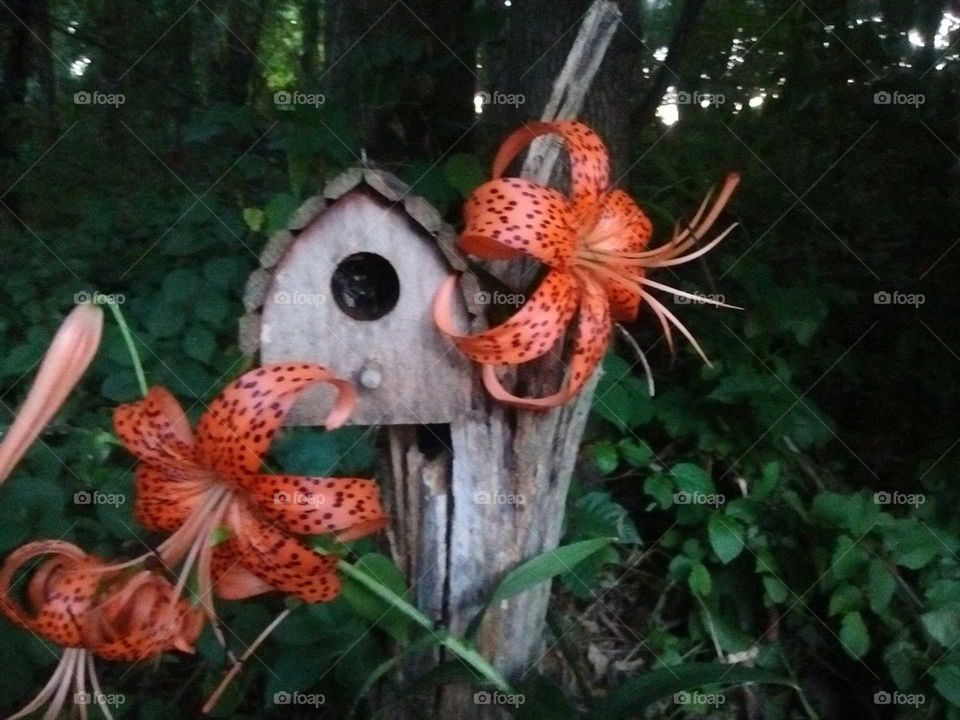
[240,167,479,425]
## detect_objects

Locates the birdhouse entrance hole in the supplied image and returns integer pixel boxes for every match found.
[330,252,401,321]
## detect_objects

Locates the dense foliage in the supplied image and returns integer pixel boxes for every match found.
[1,0,958,718]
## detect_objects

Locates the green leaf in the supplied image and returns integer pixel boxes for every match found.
[672,463,714,495]
[265,192,299,234]
[183,324,216,363]
[922,604,960,647]
[839,611,870,658]
[753,461,781,500]
[762,575,789,604]
[588,441,619,475]
[708,515,745,564]
[592,663,794,720]
[886,522,941,569]
[161,268,203,304]
[867,560,896,613]
[491,538,613,604]
[243,207,265,232]
[196,291,230,324]
[644,475,674,510]
[688,562,712,596]
[828,584,862,616]
[443,153,486,197]
[340,552,412,644]
[618,439,654,467]
[932,665,960,707]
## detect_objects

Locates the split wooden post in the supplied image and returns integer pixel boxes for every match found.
[240,3,621,717]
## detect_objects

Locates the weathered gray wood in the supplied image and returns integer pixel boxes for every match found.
[258,188,472,426]
[385,3,622,717]
[521,0,623,185]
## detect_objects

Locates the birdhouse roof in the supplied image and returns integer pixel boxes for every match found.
[240,166,477,357]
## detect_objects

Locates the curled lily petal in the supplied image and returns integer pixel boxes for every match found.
[492,121,610,207]
[196,364,357,480]
[82,570,204,661]
[481,279,612,409]
[225,501,340,603]
[240,475,388,539]
[113,387,206,480]
[0,304,102,484]
[460,179,576,266]
[210,546,274,600]
[0,541,95,640]
[581,189,654,321]
[434,271,581,366]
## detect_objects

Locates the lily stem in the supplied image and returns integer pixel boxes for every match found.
[335,559,514,694]
[105,300,148,398]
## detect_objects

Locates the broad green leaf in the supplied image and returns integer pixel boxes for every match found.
[443,153,485,197]
[753,461,781,500]
[932,665,960,707]
[922,604,960,647]
[867,560,896,613]
[671,463,714,495]
[588,441,619,475]
[762,575,789,604]
[618,439,654,467]
[828,584,862,616]
[689,562,712,596]
[886,523,942,569]
[644,475,674,510]
[839,611,870,658]
[491,538,613,603]
[243,206,265,232]
[340,552,412,643]
[708,515,745,564]
[183,324,216,363]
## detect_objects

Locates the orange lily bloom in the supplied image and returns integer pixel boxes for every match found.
[0,540,202,720]
[112,364,388,618]
[0,303,102,484]
[434,121,740,409]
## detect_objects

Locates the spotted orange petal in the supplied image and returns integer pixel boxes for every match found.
[134,465,213,532]
[239,475,388,540]
[434,271,581,365]
[482,278,613,409]
[210,545,274,600]
[196,364,357,481]
[83,570,204,661]
[114,387,206,480]
[460,179,576,267]
[492,121,610,207]
[225,501,341,603]
[0,541,101,646]
[588,189,654,321]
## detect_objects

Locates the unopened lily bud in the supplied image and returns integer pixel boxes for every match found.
[0,303,103,483]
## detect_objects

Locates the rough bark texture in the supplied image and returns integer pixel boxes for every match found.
[381,5,622,717]
[324,0,475,162]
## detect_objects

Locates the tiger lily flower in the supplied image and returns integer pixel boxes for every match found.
[434,121,740,409]
[111,363,387,629]
[0,303,102,484]
[0,540,202,720]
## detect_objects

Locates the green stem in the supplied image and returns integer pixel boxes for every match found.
[336,559,514,694]
[105,300,148,398]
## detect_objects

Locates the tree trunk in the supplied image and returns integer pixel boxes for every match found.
[209,0,267,104]
[298,0,322,86]
[323,0,475,162]
[381,4,622,717]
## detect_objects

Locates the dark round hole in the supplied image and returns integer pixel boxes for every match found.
[330,252,400,321]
